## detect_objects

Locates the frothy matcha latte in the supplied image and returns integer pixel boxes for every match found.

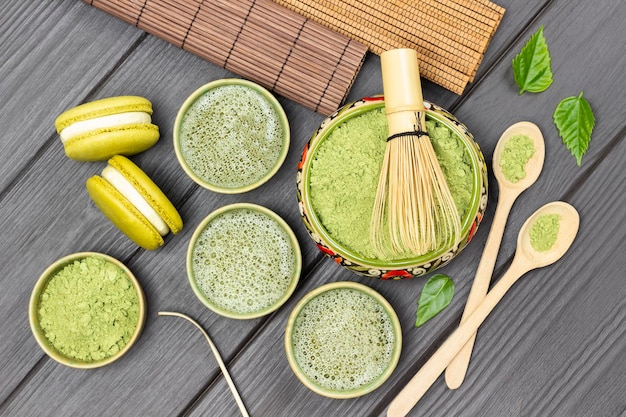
[178,84,286,190]
[291,287,397,392]
[190,207,297,316]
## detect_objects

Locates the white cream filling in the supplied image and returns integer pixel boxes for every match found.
[101,165,169,236]
[60,112,152,143]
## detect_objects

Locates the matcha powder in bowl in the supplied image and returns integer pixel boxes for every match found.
[29,253,146,368]
[308,107,474,261]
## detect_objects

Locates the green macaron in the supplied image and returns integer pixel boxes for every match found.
[55,96,160,161]
[86,155,183,250]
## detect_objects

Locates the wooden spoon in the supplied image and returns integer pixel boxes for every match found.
[387,201,579,417]
[445,121,545,389]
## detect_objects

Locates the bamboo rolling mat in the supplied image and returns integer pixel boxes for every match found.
[84,0,368,115]
[272,0,505,94]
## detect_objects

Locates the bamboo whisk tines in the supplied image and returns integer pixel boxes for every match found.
[371,49,461,258]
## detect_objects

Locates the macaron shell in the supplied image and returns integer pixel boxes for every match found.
[63,124,159,161]
[55,96,154,132]
[86,176,164,250]
[108,155,183,235]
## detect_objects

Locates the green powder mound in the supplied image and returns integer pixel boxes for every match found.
[529,213,560,252]
[292,288,396,391]
[309,107,474,261]
[428,120,474,219]
[499,134,535,183]
[38,257,140,362]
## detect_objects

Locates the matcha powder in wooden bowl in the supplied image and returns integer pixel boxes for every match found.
[308,107,474,261]
[37,256,141,363]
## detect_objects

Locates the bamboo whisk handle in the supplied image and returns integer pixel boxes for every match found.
[381,48,427,135]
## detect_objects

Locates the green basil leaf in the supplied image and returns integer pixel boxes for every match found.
[512,26,553,94]
[553,92,595,166]
[415,274,455,328]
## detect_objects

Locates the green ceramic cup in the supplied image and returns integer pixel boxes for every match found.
[173,79,290,194]
[285,281,402,399]
[187,203,302,319]
[29,252,146,369]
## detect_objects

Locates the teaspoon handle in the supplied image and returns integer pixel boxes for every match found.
[387,258,528,417]
[445,189,519,389]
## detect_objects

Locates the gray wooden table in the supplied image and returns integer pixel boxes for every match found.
[2,1,624,416]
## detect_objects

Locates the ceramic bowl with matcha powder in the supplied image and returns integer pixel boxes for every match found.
[29,252,146,369]
[174,78,290,194]
[285,281,402,398]
[187,203,302,319]
[297,96,488,279]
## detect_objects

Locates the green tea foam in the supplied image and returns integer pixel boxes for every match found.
[291,288,396,392]
[191,208,296,315]
[179,84,285,189]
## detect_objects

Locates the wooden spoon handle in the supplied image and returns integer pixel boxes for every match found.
[387,258,528,417]
[445,190,519,389]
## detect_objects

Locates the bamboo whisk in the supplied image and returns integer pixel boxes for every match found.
[371,48,461,257]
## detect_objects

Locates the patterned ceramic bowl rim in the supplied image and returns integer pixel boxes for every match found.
[284,281,402,399]
[187,203,302,319]
[297,97,488,278]
[28,252,146,369]
[173,78,290,194]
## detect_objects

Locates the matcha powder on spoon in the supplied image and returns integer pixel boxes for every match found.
[38,256,140,362]
[529,214,561,252]
[500,134,535,183]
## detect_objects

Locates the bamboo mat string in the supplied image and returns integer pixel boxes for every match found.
[272,19,307,90]
[135,1,147,26]
[181,1,204,49]
[85,0,368,115]
[316,38,350,112]
[223,0,255,69]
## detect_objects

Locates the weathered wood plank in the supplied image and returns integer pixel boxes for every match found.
[449,0,625,265]
[2,0,625,416]
[0,0,144,192]
[184,0,626,415]
[183,118,626,417]
[419,130,626,417]
[0,24,328,417]
[0,0,147,402]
